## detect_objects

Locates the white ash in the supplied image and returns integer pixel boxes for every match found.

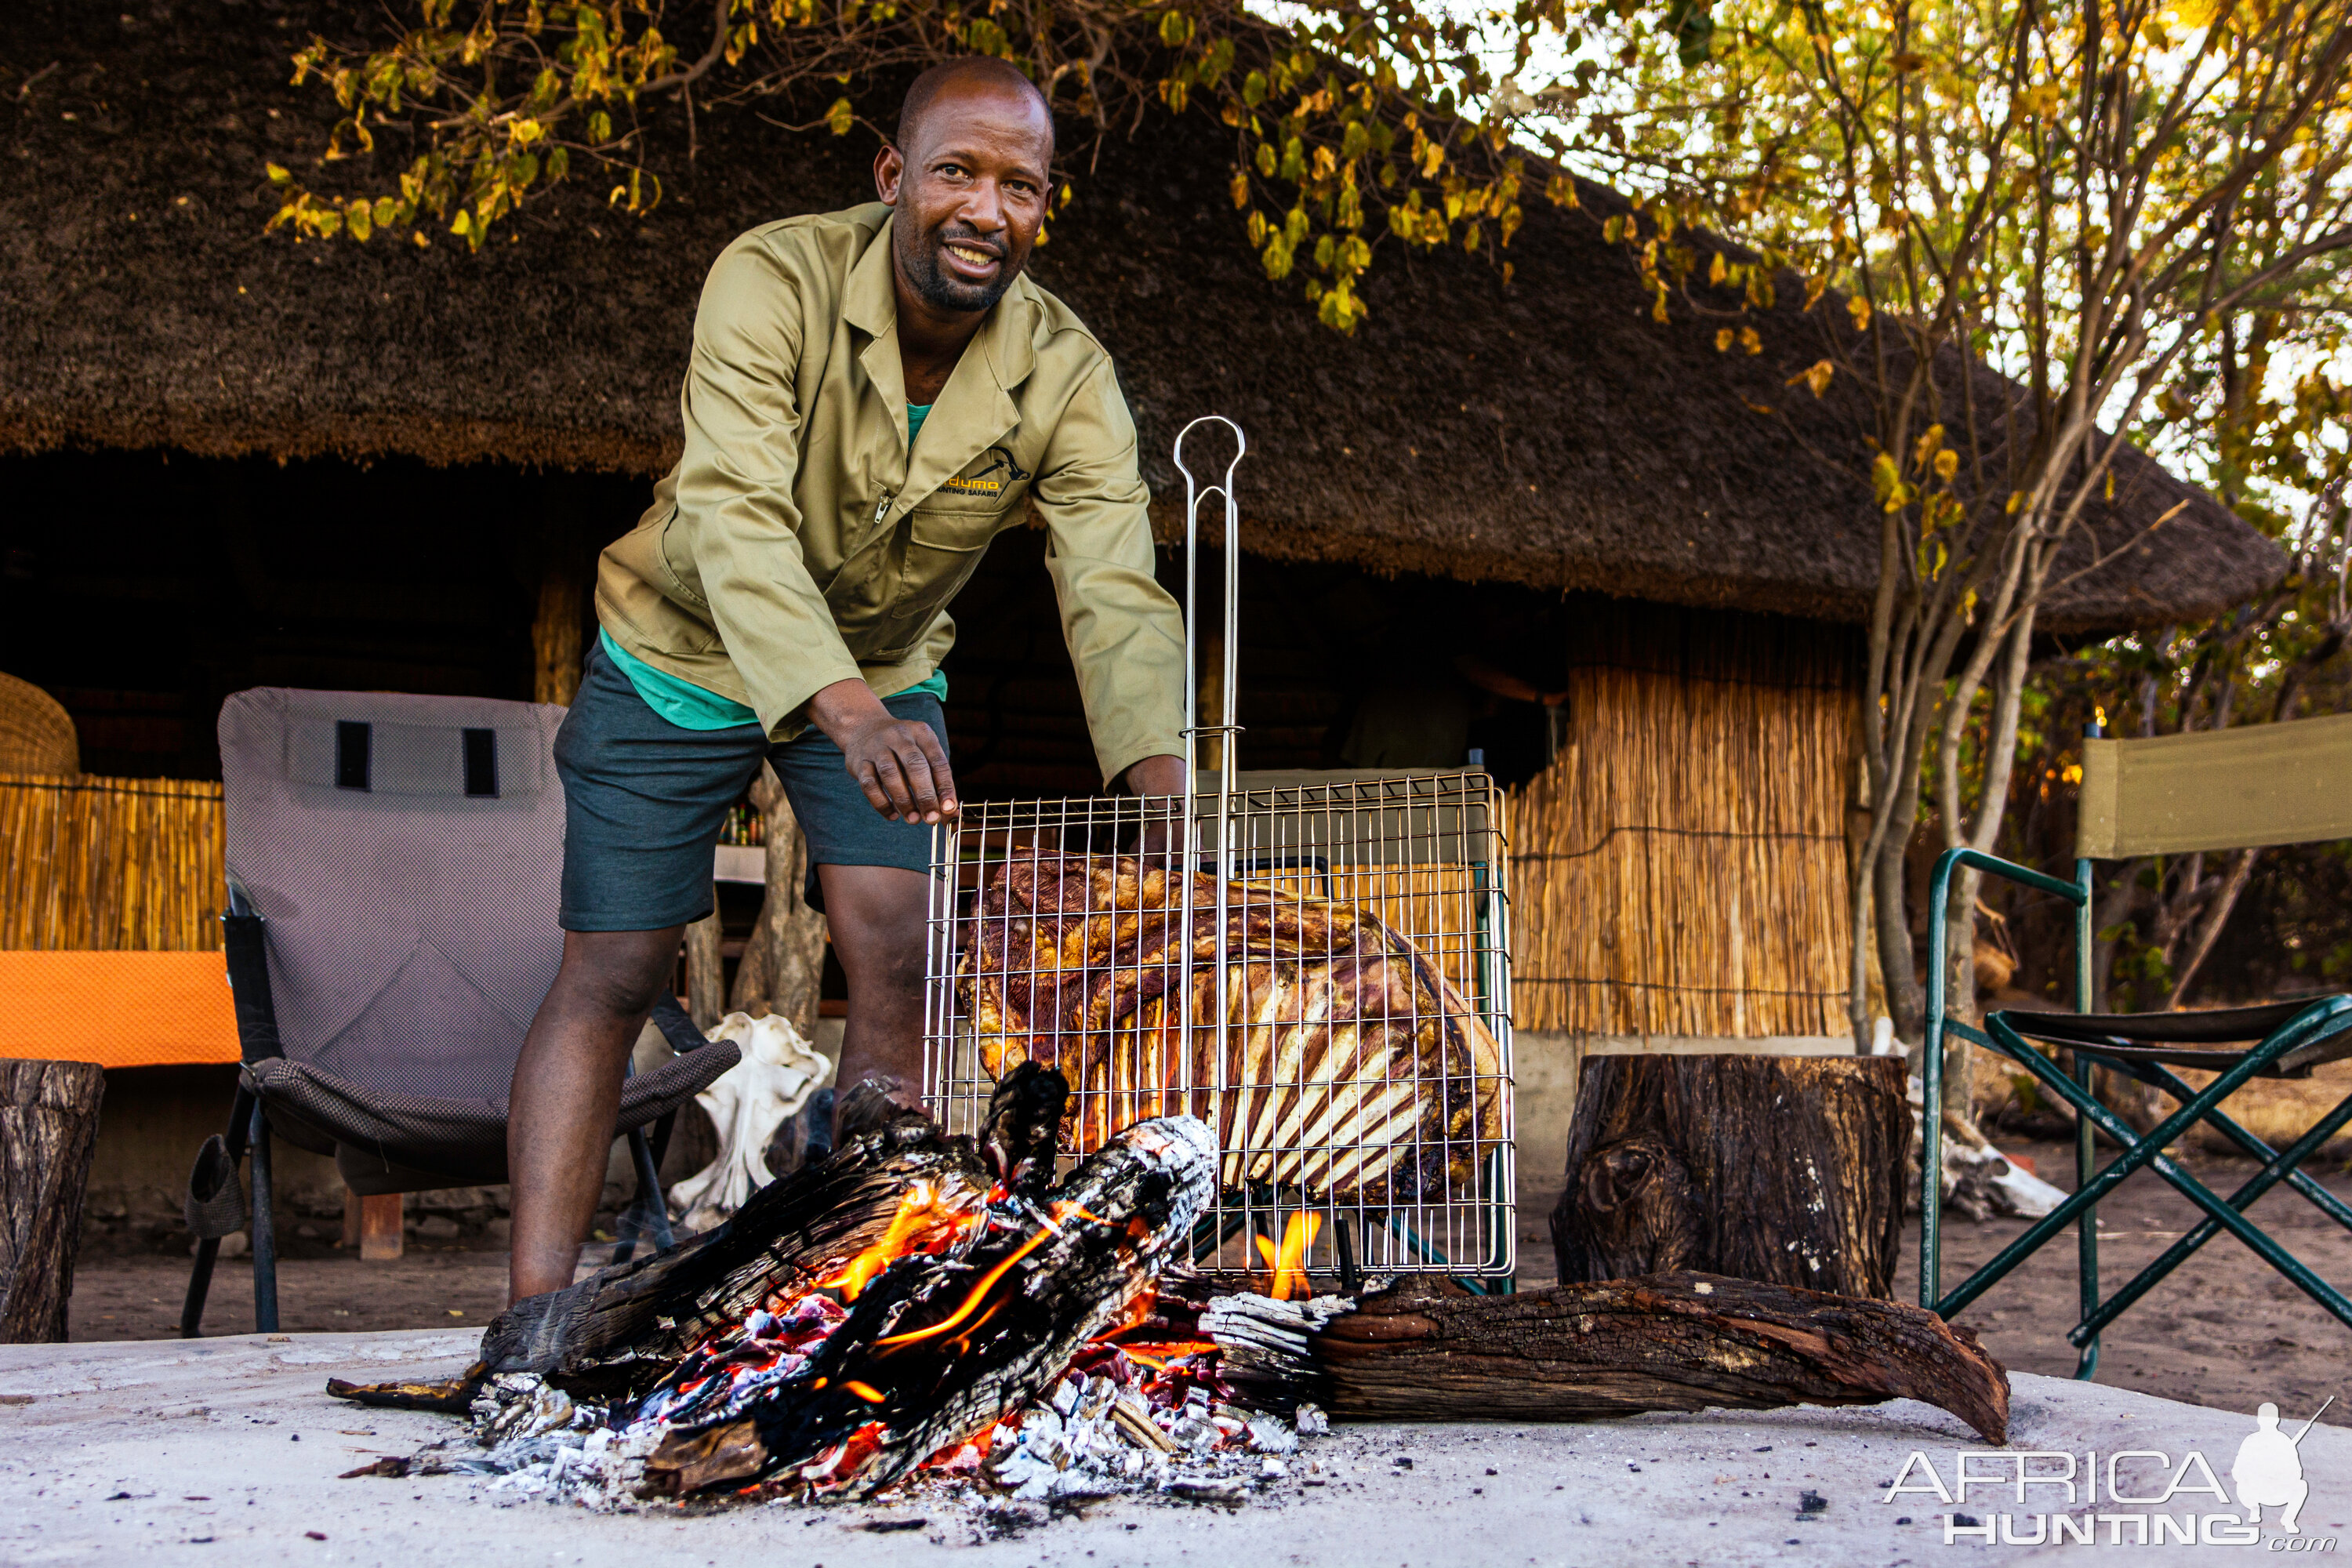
[402,1298,1339,1515]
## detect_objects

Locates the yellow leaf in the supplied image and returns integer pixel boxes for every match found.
[1911,424,1945,470]
[1716,328,1734,352]
[1230,172,1250,209]
[1740,326,1762,355]
[1786,359,1834,397]
[1933,448,1959,481]
[2005,490,2026,514]
[1871,451,1904,506]
[826,96,854,136]
[1891,52,1929,72]
[1847,295,1871,331]
[1708,252,1726,286]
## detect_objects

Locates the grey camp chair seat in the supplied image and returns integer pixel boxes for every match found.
[182,688,739,1336]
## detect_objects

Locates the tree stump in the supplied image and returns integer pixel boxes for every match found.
[0,1058,107,1343]
[1550,1053,1908,1298]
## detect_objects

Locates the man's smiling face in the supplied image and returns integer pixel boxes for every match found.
[876,67,1054,317]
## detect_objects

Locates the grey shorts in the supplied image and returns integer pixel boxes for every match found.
[553,638,945,931]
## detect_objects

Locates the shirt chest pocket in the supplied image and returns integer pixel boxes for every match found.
[871,506,1007,656]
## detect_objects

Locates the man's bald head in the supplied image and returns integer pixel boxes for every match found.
[895,57,1054,158]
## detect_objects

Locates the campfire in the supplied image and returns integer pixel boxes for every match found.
[331,1062,2013,1519]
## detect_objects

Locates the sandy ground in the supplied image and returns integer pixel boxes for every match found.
[77,1138,2352,1429]
[7,1326,2347,1566]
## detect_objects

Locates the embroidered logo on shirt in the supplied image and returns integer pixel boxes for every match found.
[941,446,1030,499]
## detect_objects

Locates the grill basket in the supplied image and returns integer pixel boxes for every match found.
[920,418,1515,1280]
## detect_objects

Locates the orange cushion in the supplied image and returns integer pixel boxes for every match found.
[0,951,241,1068]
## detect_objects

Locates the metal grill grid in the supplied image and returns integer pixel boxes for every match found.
[920,773,1513,1279]
[918,416,1513,1282]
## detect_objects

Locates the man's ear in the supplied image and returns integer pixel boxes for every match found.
[875,143,905,205]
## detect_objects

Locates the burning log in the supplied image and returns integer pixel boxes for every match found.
[482,1065,1074,1396]
[635,1112,1216,1497]
[1301,1273,2009,1444]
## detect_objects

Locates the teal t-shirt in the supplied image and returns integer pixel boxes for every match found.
[908,401,932,443]
[599,633,949,733]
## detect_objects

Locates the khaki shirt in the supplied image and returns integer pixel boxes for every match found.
[597,204,1185,783]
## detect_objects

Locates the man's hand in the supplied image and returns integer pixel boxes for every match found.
[1120,754,1188,798]
[1120,754,1188,859]
[811,677,960,824]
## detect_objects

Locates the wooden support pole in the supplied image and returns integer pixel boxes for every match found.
[0,1058,106,1343]
[1552,1053,1909,1298]
[532,554,585,708]
[683,891,726,1033]
[359,1193,404,1261]
[731,764,826,1038]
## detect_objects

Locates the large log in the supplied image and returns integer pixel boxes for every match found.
[1311,1272,2009,1443]
[1551,1053,1908,1298]
[477,1063,1073,1396]
[0,1058,107,1343]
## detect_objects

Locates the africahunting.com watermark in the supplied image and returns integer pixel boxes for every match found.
[1882,1399,2339,1548]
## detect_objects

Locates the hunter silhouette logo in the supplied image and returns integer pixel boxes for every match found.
[2234,1396,2332,1534]
[941,446,1029,499]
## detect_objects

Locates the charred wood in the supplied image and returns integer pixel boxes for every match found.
[639,1114,1218,1498]
[483,1066,1070,1396]
[1308,1273,2008,1444]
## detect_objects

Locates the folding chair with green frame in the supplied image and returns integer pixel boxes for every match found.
[1921,713,2352,1377]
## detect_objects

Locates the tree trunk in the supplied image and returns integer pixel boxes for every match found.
[1550,1054,1908,1298]
[1309,1272,2008,1444]
[731,764,826,1039]
[0,1058,106,1343]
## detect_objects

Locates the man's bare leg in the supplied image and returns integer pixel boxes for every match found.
[506,926,683,1302]
[817,863,932,1128]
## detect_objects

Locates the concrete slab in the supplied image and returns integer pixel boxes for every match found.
[3,1328,2346,1565]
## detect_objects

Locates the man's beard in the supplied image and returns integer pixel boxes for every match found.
[897,223,1020,314]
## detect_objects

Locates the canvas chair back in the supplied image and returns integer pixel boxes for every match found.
[2077,712,2352,860]
[217,688,568,1103]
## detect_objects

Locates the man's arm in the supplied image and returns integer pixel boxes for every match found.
[677,241,958,821]
[675,238,866,734]
[1031,355,1189,789]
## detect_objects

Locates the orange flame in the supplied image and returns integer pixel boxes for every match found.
[812,1183,977,1302]
[1114,1340,1218,1370]
[1254,1212,1321,1301]
[873,1222,1056,1350]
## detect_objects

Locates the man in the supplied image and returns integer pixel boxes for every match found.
[504,58,1188,1303]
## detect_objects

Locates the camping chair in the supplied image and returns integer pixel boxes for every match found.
[180,688,740,1336]
[1921,713,2352,1377]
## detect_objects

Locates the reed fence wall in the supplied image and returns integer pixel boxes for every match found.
[0,772,227,950]
[1503,604,1857,1037]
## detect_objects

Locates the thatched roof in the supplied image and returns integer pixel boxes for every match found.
[2,0,2281,636]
